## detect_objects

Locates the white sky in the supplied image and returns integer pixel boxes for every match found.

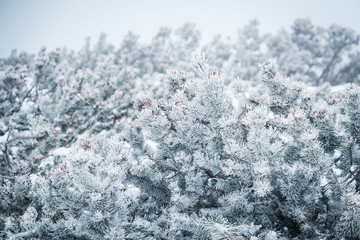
[1,0,360,57]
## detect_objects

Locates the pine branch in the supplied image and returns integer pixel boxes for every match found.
[2,127,13,171]
[349,137,355,170]
[7,135,43,144]
[316,48,343,85]
[0,174,15,180]
[2,131,46,171]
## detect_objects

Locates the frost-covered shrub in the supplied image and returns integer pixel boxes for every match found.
[27,134,141,240]
[125,55,335,238]
[0,23,200,221]
[1,19,360,239]
[124,55,360,239]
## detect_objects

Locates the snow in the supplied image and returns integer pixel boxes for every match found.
[144,139,158,156]
[332,167,342,176]
[25,77,34,89]
[29,174,39,185]
[254,179,272,197]
[331,83,348,92]
[39,156,54,169]
[333,150,341,159]
[125,184,141,199]
[350,165,357,172]
[320,176,328,187]
[253,160,270,175]
[0,130,9,144]
[20,100,34,113]
[52,147,71,157]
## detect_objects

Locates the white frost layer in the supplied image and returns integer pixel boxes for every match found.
[20,101,35,113]
[144,139,158,156]
[331,84,347,92]
[0,131,9,144]
[29,173,39,185]
[52,147,71,157]
[39,156,55,169]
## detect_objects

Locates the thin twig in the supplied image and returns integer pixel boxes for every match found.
[7,135,42,144]
[261,209,273,229]
[70,112,78,127]
[3,144,11,170]
[20,85,35,108]
[0,174,15,180]
[224,231,236,240]
[347,137,358,182]
[316,47,343,85]
[6,86,35,117]
[203,161,227,180]
[349,137,355,170]
[3,132,45,171]
[3,128,13,170]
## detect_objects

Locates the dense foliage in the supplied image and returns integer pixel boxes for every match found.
[1,19,360,239]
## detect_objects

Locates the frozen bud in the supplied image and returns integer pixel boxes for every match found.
[134,91,153,109]
[300,129,318,143]
[39,95,53,105]
[31,152,44,160]
[253,179,272,197]
[259,58,278,79]
[66,128,75,136]
[9,120,16,127]
[92,210,104,222]
[168,70,186,93]
[253,160,270,175]
[265,231,278,240]
[205,188,213,196]
[279,133,293,145]
[34,140,41,147]
[164,134,174,146]
[288,107,306,125]
[127,67,139,78]
[130,165,139,175]
[125,185,141,199]
[50,59,56,67]
[141,157,156,169]
[86,89,100,100]
[113,90,124,99]
[17,146,25,153]
[53,127,62,136]
[349,136,354,144]
[57,76,65,87]
[140,192,149,200]
[89,193,103,202]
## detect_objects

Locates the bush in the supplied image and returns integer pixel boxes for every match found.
[1,19,360,239]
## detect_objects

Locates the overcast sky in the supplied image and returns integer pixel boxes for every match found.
[1,0,360,57]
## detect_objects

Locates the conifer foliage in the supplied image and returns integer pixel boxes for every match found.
[1,20,360,239]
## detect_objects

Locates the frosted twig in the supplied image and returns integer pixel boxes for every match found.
[224,231,235,240]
